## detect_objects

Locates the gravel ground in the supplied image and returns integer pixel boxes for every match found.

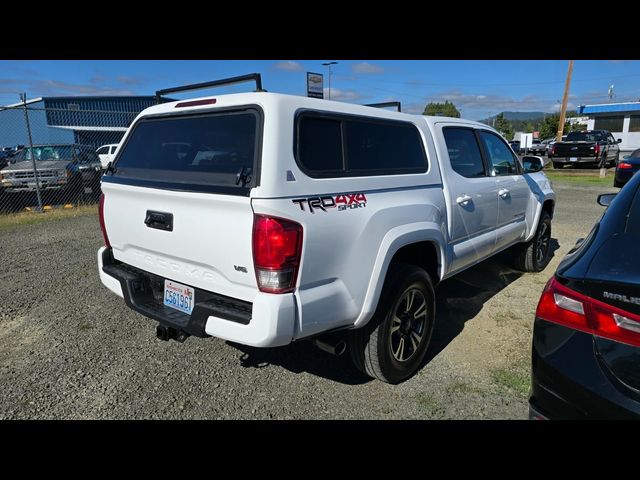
[0,182,617,419]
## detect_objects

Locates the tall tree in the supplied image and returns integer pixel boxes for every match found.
[539,114,572,140]
[494,113,514,140]
[423,101,461,118]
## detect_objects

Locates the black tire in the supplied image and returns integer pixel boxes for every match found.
[553,162,563,170]
[610,153,619,168]
[349,263,435,384]
[513,211,552,272]
[598,152,608,169]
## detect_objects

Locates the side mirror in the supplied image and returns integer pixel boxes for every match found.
[598,193,617,207]
[522,155,544,173]
[617,138,622,144]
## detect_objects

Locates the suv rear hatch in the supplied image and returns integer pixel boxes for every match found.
[584,235,640,394]
[101,107,262,302]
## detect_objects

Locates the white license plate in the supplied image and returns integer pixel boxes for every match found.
[163,279,195,315]
[570,157,578,162]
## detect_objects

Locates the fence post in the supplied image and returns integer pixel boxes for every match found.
[20,92,43,212]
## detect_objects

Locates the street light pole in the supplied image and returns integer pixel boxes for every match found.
[322,61,338,100]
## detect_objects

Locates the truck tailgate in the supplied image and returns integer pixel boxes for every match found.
[102,182,257,302]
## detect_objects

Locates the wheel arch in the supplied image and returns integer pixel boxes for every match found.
[525,194,555,242]
[542,198,555,220]
[353,223,446,329]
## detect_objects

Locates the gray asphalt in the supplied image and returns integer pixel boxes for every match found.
[0,181,617,419]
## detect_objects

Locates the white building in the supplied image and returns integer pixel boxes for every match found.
[566,116,589,126]
[578,102,640,154]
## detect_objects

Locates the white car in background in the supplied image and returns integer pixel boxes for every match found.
[96,144,119,169]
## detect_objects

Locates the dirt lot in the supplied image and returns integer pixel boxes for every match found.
[0,181,617,419]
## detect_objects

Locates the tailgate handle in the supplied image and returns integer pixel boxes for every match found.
[144,210,173,231]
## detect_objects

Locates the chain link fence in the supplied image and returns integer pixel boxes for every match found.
[0,103,138,214]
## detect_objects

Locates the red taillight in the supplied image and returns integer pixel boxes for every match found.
[98,193,111,248]
[594,144,600,155]
[550,145,556,155]
[536,277,640,347]
[252,215,303,294]
[618,162,633,170]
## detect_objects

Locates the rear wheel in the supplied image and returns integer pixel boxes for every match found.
[349,263,435,384]
[609,153,619,168]
[553,162,563,169]
[513,211,552,272]
[598,152,608,169]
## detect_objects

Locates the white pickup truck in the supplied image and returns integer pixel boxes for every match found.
[97,74,555,383]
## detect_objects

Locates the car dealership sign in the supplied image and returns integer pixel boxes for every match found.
[307,72,324,99]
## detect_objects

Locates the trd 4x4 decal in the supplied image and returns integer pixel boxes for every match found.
[292,193,367,213]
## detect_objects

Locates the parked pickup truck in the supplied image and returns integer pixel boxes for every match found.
[548,130,621,169]
[97,75,556,383]
[528,139,547,156]
[0,144,103,200]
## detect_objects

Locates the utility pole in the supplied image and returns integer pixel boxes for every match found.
[556,60,574,143]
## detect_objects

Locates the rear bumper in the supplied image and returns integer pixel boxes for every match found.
[615,169,636,186]
[1,180,67,192]
[530,318,640,419]
[97,246,296,347]
[550,156,599,164]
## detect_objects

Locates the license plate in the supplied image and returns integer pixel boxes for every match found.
[163,279,195,315]
[570,157,578,162]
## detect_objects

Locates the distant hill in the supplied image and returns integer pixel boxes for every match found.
[480,111,548,123]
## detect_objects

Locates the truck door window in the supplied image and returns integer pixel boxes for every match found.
[442,127,486,178]
[478,131,518,176]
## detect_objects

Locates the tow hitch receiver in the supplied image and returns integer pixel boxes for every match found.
[156,324,190,343]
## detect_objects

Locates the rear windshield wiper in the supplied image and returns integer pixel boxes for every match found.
[235,167,252,187]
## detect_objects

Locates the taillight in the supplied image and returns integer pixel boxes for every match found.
[550,145,556,155]
[252,215,303,294]
[98,193,111,248]
[175,98,217,108]
[536,277,640,347]
[618,162,633,169]
[594,144,600,155]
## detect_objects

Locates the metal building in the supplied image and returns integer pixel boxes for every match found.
[0,96,158,150]
[578,102,640,154]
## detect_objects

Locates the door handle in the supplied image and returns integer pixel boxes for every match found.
[456,194,472,206]
[498,188,510,198]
